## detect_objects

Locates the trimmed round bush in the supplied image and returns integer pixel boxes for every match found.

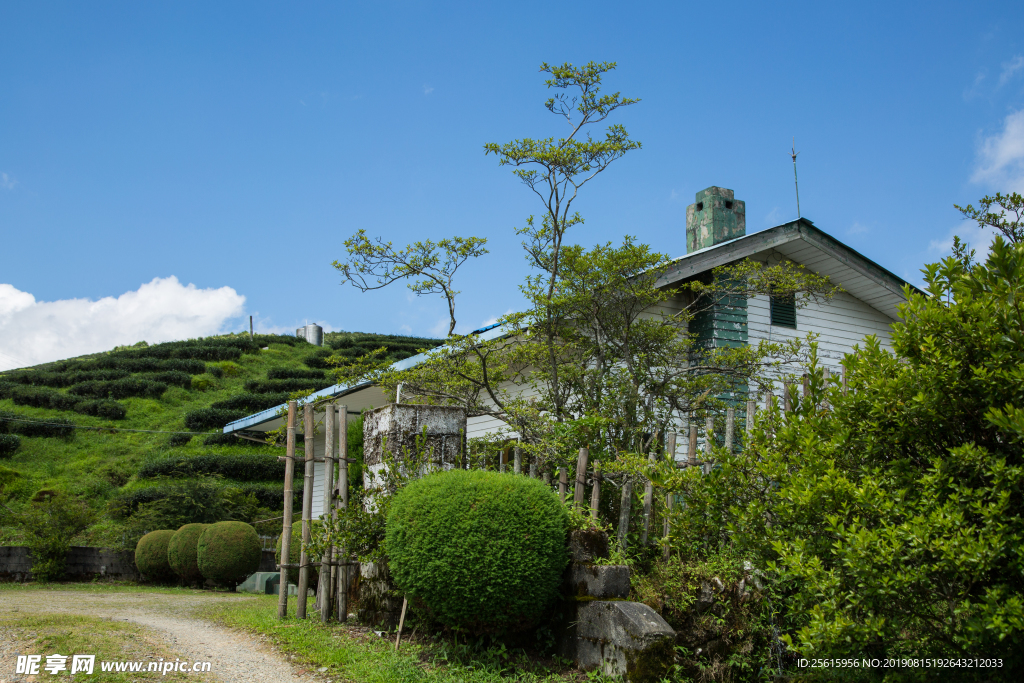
[197,521,261,585]
[135,530,177,581]
[386,469,569,634]
[0,434,20,458]
[167,523,209,583]
[275,520,319,590]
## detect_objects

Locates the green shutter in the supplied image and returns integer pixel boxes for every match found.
[770,294,797,328]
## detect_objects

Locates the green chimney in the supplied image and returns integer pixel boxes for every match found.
[686,187,746,253]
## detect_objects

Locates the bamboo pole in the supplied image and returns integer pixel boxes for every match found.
[319,403,335,623]
[746,399,756,436]
[617,477,633,551]
[296,403,315,619]
[276,400,298,619]
[589,462,601,522]
[558,467,567,503]
[704,416,714,474]
[724,408,735,453]
[661,432,676,559]
[336,405,349,622]
[783,382,792,412]
[687,425,698,467]
[573,447,589,508]
[394,597,409,650]
[641,454,654,545]
[513,445,522,475]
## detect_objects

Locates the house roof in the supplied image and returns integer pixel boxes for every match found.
[224,217,917,434]
[657,218,919,319]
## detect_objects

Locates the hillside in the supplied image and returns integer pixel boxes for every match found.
[0,330,441,548]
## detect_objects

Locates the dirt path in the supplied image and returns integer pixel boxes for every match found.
[0,590,322,683]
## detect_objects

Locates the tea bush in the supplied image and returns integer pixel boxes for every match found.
[0,434,20,458]
[68,378,168,400]
[183,408,246,431]
[167,523,208,583]
[386,469,568,634]
[243,378,330,394]
[135,529,177,581]
[197,521,261,585]
[137,454,284,481]
[71,399,127,420]
[211,392,290,413]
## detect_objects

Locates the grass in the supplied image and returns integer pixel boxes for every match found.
[0,613,197,681]
[199,594,581,683]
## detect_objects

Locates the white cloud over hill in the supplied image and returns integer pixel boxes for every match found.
[0,277,245,371]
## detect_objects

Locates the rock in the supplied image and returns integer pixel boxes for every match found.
[569,528,610,563]
[566,564,630,599]
[695,582,714,612]
[561,600,675,683]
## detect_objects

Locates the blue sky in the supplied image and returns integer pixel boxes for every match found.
[2,0,1023,368]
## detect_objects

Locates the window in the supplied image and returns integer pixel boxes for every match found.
[725,200,733,209]
[696,202,704,211]
[770,294,796,328]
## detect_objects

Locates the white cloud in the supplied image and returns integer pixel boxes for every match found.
[429,317,450,337]
[423,85,434,96]
[848,221,869,236]
[1,173,16,190]
[669,189,679,201]
[972,109,1024,193]
[999,55,1024,87]
[0,276,245,370]
[764,207,783,225]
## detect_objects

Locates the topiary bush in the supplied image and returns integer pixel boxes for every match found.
[196,521,262,585]
[386,469,569,634]
[167,523,209,584]
[135,529,177,582]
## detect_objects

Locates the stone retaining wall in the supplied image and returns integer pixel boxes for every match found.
[0,546,139,582]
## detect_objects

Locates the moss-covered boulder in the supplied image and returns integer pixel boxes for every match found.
[167,523,208,583]
[135,530,176,582]
[275,520,319,590]
[196,521,261,585]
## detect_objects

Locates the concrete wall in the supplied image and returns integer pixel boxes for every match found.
[0,546,140,582]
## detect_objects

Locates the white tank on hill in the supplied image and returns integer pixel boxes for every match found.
[296,323,324,346]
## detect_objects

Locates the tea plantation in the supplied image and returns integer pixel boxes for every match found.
[0,330,439,549]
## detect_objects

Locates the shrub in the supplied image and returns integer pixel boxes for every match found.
[137,454,284,481]
[209,361,242,377]
[19,495,95,582]
[68,378,168,400]
[266,368,327,380]
[190,375,214,391]
[243,378,331,394]
[211,393,289,413]
[135,530,177,582]
[8,385,79,411]
[72,399,127,420]
[0,411,76,440]
[167,523,209,584]
[0,434,20,458]
[202,433,271,447]
[386,469,568,634]
[197,521,261,585]
[143,371,193,389]
[205,364,223,378]
[183,408,247,431]
[302,350,335,370]
[167,433,193,447]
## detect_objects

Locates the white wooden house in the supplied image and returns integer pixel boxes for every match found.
[222,186,916,515]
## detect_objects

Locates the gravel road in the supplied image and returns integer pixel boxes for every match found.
[0,590,322,683]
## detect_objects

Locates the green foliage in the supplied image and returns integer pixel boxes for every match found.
[266,368,326,380]
[386,469,568,634]
[190,375,214,391]
[211,392,290,413]
[183,407,247,431]
[167,523,209,583]
[137,454,284,481]
[654,234,1024,674]
[197,520,262,585]
[71,399,127,420]
[135,529,177,581]
[68,378,168,400]
[0,410,76,439]
[15,495,96,581]
[955,191,1023,244]
[243,378,330,394]
[334,231,489,337]
[0,433,21,458]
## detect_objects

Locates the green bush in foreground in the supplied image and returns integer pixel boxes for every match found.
[0,433,20,458]
[135,530,176,582]
[387,469,569,634]
[167,523,209,583]
[197,521,261,585]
